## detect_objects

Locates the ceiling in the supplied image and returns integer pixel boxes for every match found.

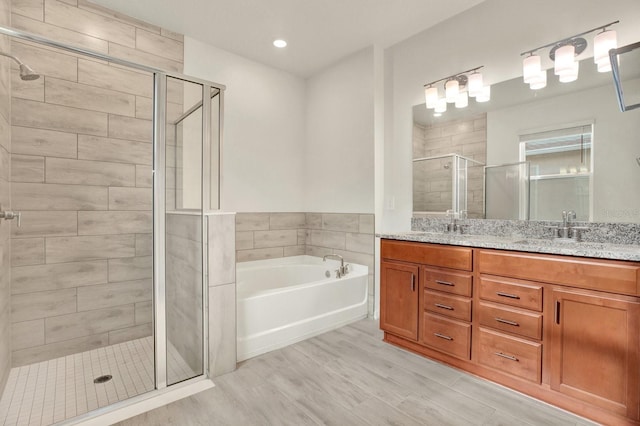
[91,0,485,77]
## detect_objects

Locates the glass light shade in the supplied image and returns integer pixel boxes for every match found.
[475,85,491,102]
[594,30,617,67]
[425,86,438,109]
[445,79,459,103]
[433,112,442,117]
[554,44,575,76]
[558,61,579,83]
[597,60,612,73]
[468,72,483,97]
[455,91,468,108]
[529,70,547,90]
[523,55,542,83]
[434,98,447,113]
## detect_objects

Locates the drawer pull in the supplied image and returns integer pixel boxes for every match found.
[435,303,454,311]
[496,292,520,300]
[434,333,453,341]
[494,352,518,362]
[435,280,454,287]
[411,274,416,292]
[495,317,519,327]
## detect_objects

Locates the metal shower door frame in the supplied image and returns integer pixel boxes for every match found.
[0,25,225,393]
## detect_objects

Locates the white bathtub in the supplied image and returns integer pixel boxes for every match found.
[236,255,368,361]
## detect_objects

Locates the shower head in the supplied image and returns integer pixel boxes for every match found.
[0,51,40,81]
[18,63,39,81]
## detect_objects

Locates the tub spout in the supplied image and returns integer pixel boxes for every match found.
[323,254,349,278]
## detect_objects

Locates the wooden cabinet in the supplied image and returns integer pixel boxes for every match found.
[380,260,419,340]
[380,239,640,425]
[550,288,640,420]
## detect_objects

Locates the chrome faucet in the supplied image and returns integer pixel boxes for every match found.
[445,210,458,233]
[546,210,589,241]
[323,254,349,278]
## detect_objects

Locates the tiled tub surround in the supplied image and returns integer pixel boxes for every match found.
[8,0,185,366]
[412,114,486,217]
[0,0,12,392]
[236,212,375,316]
[382,217,640,261]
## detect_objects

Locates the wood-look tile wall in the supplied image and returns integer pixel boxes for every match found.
[236,212,376,316]
[8,0,184,366]
[166,213,203,379]
[413,114,486,218]
[0,0,12,392]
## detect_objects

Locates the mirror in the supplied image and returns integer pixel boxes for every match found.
[611,41,640,111]
[413,53,640,223]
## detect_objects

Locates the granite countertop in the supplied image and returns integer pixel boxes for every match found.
[378,231,640,262]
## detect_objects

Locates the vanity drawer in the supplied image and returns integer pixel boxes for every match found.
[478,249,640,296]
[478,301,542,340]
[424,290,471,322]
[424,267,473,297]
[477,328,542,384]
[381,240,472,271]
[421,312,471,360]
[479,276,543,311]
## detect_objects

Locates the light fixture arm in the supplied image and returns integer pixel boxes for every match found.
[423,65,484,88]
[520,20,619,56]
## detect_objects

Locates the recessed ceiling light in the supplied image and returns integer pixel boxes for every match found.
[273,39,287,48]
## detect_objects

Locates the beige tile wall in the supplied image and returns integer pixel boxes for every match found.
[207,213,236,377]
[0,0,11,392]
[236,212,376,316]
[166,213,203,381]
[8,0,185,366]
[413,114,486,218]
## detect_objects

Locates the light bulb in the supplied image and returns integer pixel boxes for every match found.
[433,112,442,117]
[468,72,483,97]
[475,85,491,103]
[425,86,438,109]
[554,44,575,76]
[523,54,542,84]
[558,61,579,83]
[455,91,468,108]
[434,98,447,113]
[445,79,459,103]
[594,29,617,69]
[273,39,287,48]
[529,70,547,90]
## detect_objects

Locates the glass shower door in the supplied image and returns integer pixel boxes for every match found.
[163,76,205,385]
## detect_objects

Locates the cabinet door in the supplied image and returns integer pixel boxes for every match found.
[380,261,419,341]
[550,288,640,419]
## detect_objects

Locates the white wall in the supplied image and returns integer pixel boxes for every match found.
[184,37,307,212]
[383,0,640,232]
[305,48,375,213]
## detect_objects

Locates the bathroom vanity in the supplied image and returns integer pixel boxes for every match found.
[379,235,640,425]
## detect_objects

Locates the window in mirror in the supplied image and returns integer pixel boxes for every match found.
[520,124,593,221]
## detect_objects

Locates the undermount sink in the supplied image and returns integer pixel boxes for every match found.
[513,238,579,245]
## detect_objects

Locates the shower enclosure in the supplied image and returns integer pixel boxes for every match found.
[0,24,223,425]
[413,153,485,218]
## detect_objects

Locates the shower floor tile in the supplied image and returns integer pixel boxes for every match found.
[0,336,194,426]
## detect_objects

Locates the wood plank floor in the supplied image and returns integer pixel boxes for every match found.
[118,320,597,426]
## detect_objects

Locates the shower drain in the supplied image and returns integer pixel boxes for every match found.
[93,375,113,384]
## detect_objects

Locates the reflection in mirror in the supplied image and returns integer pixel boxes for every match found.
[521,125,592,221]
[412,114,486,218]
[485,162,529,220]
[413,55,640,223]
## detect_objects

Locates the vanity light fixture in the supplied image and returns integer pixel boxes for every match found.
[521,20,619,90]
[423,66,489,116]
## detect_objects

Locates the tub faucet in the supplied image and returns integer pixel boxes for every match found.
[323,254,349,278]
